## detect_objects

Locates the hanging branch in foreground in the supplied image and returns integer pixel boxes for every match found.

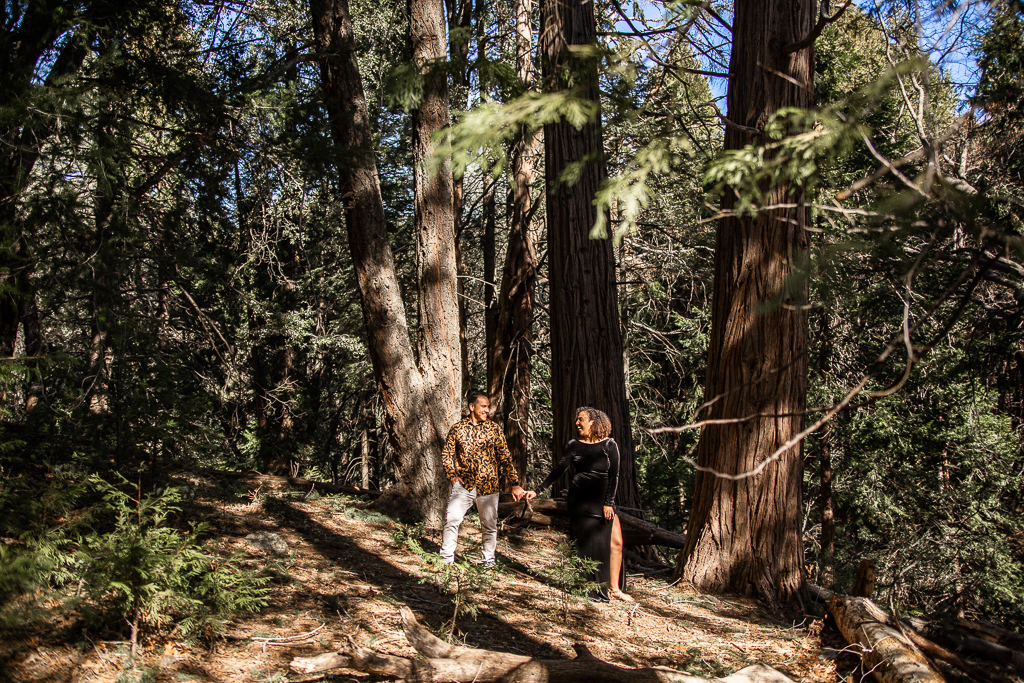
[290,606,796,682]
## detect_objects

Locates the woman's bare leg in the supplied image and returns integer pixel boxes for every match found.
[609,515,633,601]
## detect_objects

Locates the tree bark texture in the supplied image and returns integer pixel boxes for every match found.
[487,0,537,485]
[540,0,640,512]
[411,0,463,453]
[290,606,796,683]
[309,0,448,525]
[674,0,815,608]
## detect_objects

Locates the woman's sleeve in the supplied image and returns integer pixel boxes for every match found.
[535,442,574,495]
[604,439,620,507]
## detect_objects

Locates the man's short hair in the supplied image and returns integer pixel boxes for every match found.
[467,391,488,406]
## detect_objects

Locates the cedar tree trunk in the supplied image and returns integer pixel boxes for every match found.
[674,0,815,608]
[540,0,640,511]
[410,0,463,460]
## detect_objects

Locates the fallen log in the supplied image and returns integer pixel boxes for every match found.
[809,584,1016,681]
[957,618,1024,652]
[826,593,945,683]
[946,633,1024,673]
[290,606,795,683]
[498,499,688,550]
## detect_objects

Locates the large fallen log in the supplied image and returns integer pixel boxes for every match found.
[823,592,945,683]
[290,606,795,683]
[809,584,1016,682]
[498,499,688,550]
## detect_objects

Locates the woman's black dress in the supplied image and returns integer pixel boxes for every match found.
[536,438,624,601]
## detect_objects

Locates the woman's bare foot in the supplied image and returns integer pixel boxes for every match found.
[609,589,634,602]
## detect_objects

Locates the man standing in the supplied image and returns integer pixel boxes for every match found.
[440,391,526,565]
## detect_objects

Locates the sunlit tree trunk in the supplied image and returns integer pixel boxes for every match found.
[674,0,815,608]
[410,0,463,463]
[540,0,640,511]
[310,0,449,525]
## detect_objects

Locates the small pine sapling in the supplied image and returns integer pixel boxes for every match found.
[543,541,601,623]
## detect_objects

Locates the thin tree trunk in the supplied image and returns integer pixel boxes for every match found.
[310,0,449,525]
[815,234,834,588]
[17,238,42,413]
[447,0,473,396]
[674,0,815,609]
[540,0,641,512]
[361,427,370,489]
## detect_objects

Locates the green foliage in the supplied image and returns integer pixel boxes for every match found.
[435,91,600,179]
[75,475,269,646]
[809,354,1024,623]
[542,541,601,623]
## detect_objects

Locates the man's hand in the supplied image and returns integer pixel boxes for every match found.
[524,490,537,502]
[451,477,464,487]
[510,485,526,501]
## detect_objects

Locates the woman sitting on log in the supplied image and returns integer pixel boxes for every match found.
[525,407,633,602]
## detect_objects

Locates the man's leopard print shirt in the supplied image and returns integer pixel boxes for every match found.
[441,418,519,496]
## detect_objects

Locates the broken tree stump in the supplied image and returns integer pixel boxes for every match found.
[290,606,795,683]
[851,559,876,598]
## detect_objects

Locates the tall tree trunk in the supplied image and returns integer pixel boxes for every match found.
[816,277,834,588]
[309,0,449,525]
[483,181,497,374]
[447,0,473,395]
[487,0,537,485]
[540,0,640,512]
[673,0,815,609]
[17,237,42,413]
[410,0,462,451]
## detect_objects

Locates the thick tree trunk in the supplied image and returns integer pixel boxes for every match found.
[290,606,796,682]
[540,0,640,512]
[487,0,537,484]
[410,0,463,493]
[674,0,815,609]
[309,0,448,525]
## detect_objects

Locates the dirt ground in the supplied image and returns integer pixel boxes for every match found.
[1,473,851,683]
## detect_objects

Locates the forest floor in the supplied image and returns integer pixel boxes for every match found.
[1,472,849,683]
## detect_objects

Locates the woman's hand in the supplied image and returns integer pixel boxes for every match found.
[603,505,614,520]
[524,490,537,501]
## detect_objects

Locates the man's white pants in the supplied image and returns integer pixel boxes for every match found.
[439,482,498,564]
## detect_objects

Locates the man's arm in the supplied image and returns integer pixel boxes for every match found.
[441,425,461,484]
[492,423,525,500]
